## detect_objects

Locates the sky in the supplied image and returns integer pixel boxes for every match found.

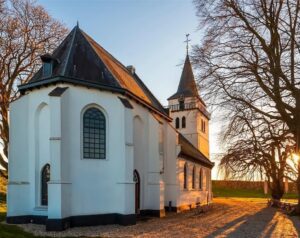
[36,0,222,178]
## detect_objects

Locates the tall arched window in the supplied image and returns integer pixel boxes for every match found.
[206,170,210,191]
[199,168,203,190]
[41,164,50,206]
[183,162,188,189]
[182,116,186,128]
[83,107,106,159]
[175,117,180,129]
[192,166,196,189]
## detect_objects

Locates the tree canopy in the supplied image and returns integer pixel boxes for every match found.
[0,0,67,173]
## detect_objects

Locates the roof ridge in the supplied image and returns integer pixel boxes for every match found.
[61,26,78,75]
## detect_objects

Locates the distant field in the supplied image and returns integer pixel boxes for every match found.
[213,186,298,199]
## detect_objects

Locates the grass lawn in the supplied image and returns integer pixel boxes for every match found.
[213,186,298,200]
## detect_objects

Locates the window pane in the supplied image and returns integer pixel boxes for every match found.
[83,108,106,159]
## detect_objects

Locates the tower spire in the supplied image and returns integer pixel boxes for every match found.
[184,34,191,55]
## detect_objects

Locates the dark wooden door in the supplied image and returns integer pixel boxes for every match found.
[134,170,140,214]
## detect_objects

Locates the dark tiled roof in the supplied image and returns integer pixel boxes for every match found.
[19,25,170,120]
[168,55,199,100]
[178,133,214,168]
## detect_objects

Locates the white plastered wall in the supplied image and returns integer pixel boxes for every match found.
[168,97,210,158]
[130,100,165,213]
[176,158,212,208]
[8,84,137,219]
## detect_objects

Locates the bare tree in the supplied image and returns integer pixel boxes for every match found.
[0,0,67,174]
[220,105,294,200]
[193,0,300,208]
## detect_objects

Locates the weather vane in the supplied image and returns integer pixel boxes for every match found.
[184,33,191,55]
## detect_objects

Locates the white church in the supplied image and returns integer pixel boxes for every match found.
[7,25,214,231]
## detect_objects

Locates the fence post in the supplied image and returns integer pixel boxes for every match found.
[264,180,268,195]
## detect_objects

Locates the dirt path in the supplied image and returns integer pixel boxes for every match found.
[16,198,300,237]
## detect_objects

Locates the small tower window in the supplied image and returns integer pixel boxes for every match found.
[182,116,186,128]
[201,119,206,133]
[175,117,180,129]
[43,62,52,77]
[40,54,59,78]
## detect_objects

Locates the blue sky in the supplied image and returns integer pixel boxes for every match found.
[37,0,202,105]
[36,0,222,177]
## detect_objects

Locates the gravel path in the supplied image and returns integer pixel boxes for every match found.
[13,198,300,237]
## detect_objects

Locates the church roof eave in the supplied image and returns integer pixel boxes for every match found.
[18,75,172,122]
[178,133,214,168]
[178,152,214,169]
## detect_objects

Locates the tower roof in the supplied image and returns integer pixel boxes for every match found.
[19,25,169,120]
[168,55,199,100]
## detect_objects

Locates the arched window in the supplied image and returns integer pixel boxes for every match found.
[182,116,186,128]
[41,164,50,206]
[83,107,106,159]
[199,168,203,190]
[192,166,196,189]
[175,117,180,129]
[206,170,210,191]
[183,162,188,189]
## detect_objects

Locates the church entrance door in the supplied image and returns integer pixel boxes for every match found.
[133,170,140,214]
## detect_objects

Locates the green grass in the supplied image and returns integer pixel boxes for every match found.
[213,186,298,199]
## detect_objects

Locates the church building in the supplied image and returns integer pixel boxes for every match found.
[7,25,214,231]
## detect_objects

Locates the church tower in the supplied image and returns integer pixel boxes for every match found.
[167,54,210,158]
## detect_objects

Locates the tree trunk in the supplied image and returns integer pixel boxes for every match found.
[0,98,9,172]
[270,179,284,200]
[296,121,300,213]
[297,163,300,213]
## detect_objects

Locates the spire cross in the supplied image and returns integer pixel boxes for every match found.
[184,34,191,55]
